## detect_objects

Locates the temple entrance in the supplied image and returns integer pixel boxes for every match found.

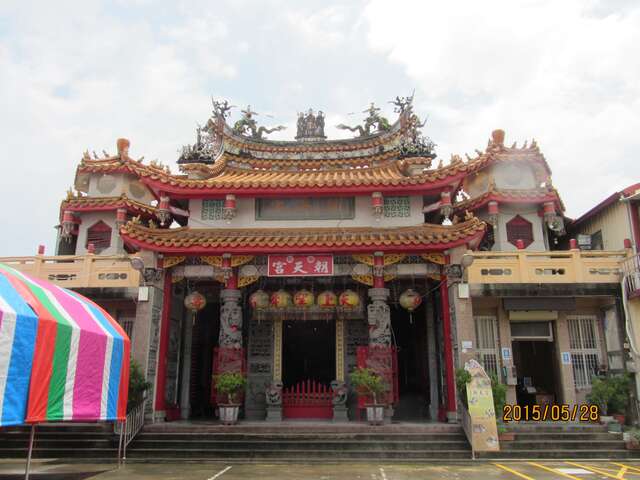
[282,320,335,419]
[512,340,558,408]
[391,302,430,421]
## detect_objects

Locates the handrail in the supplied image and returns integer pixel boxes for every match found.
[467,249,626,284]
[458,401,475,459]
[114,400,145,461]
[0,254,140,288]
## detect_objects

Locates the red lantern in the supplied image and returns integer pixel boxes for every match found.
[399,289,422,312]
[270,290,291,308]
[184,291,207,312]
[293,289,314,308]
[317,291,337,308]
[249,290,269,310]
[338,289,360,308]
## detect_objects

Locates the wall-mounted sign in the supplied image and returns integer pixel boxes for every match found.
[267,254,334,277]
[561,352,571,365]
[501,347,512,361]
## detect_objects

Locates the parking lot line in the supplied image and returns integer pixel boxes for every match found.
[493,463,535,480]
[564,462,621,479]
[207,465,232,480]
[612,463,640,475]
[528,462,582,480]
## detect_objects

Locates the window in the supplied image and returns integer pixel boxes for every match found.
[383,196,411,217]
[474,315,499,377]
[255,197,355,221]
[506,215,534,248]
[568,315,601,388]
[591,231,603,250]
[202,199,224,220]
[86,221,112,253]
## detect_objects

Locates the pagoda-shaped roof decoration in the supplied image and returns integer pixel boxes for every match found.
[176,95,436,165]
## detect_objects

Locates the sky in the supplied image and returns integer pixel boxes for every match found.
[0,0,639,256]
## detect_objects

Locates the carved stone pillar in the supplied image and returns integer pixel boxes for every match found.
[368,288,391,347]
[367,287,393,422]
[219,289,242,349]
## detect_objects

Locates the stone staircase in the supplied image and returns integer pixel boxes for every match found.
[0,423,118,461]
[478,422,636,459]
[126,422,471,462]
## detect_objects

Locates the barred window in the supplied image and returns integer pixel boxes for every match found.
[506,215,534,248]
[202,199,224,220]
[86,221,112,253]
[474,315,499,377]
[383,196,411,218]
[568,315,600,388]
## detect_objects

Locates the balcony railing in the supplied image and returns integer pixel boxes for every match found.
[467,250,626,285]
[0,255,140,289]
[622,253,640,298]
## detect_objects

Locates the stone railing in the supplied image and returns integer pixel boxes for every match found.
[0,254,140,288]
[467,249,627,285]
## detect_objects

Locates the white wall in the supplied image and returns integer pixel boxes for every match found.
[492,163,538,190]
[492,204,547,252]
[87,173,156,204]
[76,211,124,255]
[574,201,632,251]
[188,195,424,229]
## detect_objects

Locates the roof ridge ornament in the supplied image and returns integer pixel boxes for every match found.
[337,102,391,137]
[232,105,286,140]
[295,108,326,142]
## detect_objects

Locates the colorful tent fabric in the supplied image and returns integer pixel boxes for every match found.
[0,263,129,427]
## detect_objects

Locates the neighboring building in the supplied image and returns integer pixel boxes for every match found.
[0,97,632,424]
[571,184,640,411]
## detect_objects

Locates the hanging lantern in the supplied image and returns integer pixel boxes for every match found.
[338,289,360,308]
[61,211,75,241]
[270,289,291,308]
[223,194,237,223]
[115,208,127,228]
[371,191,383,221]
[439,191,453,219]
[184,291,207,312]
[487,201,499,226]
[157,194,172,226]
[399,289,422,312]
[317,290,337,308]
[293,289,314,308]
[249,289,270,310]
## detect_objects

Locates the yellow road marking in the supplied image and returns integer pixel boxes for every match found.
[528,462,582,480]
[612,463,640,475]
[493,463,535,480]
[618,466,629,479]
[565,462,623,479]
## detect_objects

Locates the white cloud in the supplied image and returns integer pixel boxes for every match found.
[363,0,640,217]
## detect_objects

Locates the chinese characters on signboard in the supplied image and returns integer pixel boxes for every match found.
[267,255,334,277]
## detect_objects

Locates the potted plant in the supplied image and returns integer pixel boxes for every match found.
[624,429,640,450]
[350,367,388,425]
[497,424,515,442]
[128,360,152,413]
[214,372,246,425]
[587,373,631,428]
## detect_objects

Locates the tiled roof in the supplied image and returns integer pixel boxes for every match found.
[454,186,564,212]
[60,194,159,219]
[120,217,486,254]
[76,137,551,195]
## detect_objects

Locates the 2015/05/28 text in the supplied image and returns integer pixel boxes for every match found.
[502,404,600,422]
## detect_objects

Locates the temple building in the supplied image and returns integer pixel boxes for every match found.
[2,96,636,424]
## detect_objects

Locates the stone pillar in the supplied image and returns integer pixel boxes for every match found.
[426,293,439,421]
[179,309,193,420]
[555,313,577,406]
[266,318,283,422]
[368,287,393,422]
[219,289,243,349]
[332,318,348,421]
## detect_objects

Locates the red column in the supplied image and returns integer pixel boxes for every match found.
[439,275,456,416]
[154,270,172,414]
[373,252,384,288]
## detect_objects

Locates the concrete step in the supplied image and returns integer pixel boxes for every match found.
[135,432,468,442]
[478,449,636,459]
[130,439,470,450]
[499,440,627,450]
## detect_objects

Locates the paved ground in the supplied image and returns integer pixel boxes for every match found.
[2,460,640,480]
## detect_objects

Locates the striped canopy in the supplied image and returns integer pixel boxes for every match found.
[0,263,129,427]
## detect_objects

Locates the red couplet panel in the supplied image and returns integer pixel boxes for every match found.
[282,379,333,419]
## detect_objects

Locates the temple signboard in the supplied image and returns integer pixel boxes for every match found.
[267,255,333,277]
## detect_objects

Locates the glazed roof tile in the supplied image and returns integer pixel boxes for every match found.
[454,186,565,212]
[60,194,159,219]
[120,217,486,254]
